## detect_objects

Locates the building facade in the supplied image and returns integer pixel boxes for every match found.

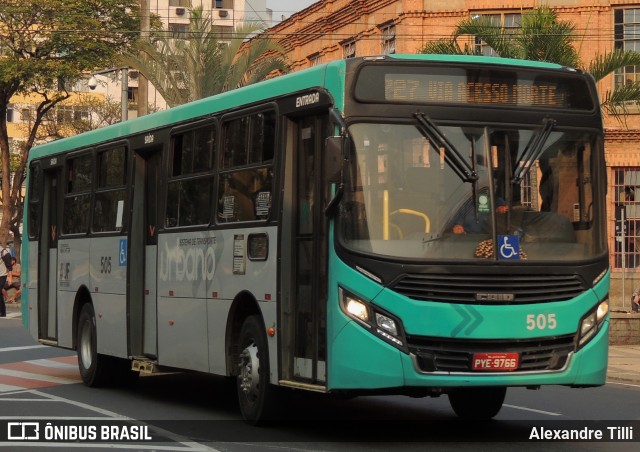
[268,0,640,308]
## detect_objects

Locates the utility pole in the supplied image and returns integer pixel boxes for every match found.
[138,0,150,117]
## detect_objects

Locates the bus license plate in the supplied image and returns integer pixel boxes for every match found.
[472,352,519,371]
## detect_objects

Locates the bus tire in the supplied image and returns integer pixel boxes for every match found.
[76,303,110,387]
[236,315,276,424]
[448,387,506,420]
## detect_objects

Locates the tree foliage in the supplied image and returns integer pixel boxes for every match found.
[420,6,640,121]
[121,6,289,107]
[0,0,140,252]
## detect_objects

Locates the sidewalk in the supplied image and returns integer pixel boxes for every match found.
[607,345,640,385]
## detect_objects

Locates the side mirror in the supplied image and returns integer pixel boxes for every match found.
[324,136,342,184]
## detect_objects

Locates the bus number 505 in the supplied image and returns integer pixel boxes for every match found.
[526,313,557,331]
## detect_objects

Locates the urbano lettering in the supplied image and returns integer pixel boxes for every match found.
[159,238,217,282]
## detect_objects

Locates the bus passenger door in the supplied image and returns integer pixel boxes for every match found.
[38,168,61,341]
[282,114,329,387]
[130,149,162,358]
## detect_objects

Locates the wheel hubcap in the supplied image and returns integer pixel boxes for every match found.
[79,321,93,369]
[238,342,260,401]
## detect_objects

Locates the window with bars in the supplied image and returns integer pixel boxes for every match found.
[308,53,321,66]
[472,13,522,56]
[342,40,356,59]
[614,9,640,91]
[168,23,189,39]
[612,167,640,269]
[380,23,396,55]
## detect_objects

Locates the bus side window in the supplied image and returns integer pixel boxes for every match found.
[93,146,127,233]
[64,153,93,235]
[165,124,215,228]
[218,110,276,223]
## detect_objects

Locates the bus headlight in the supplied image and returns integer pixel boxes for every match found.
[345,295,370,324]
[375,313,398,336]
[339,288,407,351]
[578,299,609,348]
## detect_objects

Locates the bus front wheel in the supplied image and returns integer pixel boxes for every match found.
[448,387,506,419]
[236,315,276,424]
[77,303,110,387]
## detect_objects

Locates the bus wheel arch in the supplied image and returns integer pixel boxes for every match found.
[225,291,262,376]
[226,292,276,423]
[71,286,93,351]
[76,299,112,387]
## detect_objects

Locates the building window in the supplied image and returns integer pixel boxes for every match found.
[169,0,191,6]
[615,9,640,89]
[613,167,640,269]
[380,23,396,55]
[308,53,321,66]
[214,25,234,40]
[7,105,14,123]
[168,23,189,39]
[214,0,233,8]
[472,13,521,56]
[342,40,356,59]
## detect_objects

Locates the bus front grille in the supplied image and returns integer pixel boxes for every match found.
[407,335,575,373]
[391,273,587,304]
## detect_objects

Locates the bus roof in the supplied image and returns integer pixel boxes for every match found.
[28,54,572,160]
[29,59,346,160]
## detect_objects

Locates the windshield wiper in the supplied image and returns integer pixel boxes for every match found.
[512,118,556,184]
[414,112,478,183]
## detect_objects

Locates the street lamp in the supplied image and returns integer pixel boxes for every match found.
[87,67,129,121]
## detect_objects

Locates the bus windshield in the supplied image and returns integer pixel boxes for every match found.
[340,122,605,262]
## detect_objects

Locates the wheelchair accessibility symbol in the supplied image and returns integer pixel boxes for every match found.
[498,235,520,260]
[119,239,127,266]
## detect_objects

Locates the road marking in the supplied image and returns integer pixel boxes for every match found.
[503,404,562,416]
[607,380,640,388]
[0,357,80,392]
[0,312,21,319]
[0,345,46,354]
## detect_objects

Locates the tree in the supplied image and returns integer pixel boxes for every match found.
[420,7,640,120]
[0,0,139,256]
[121,6,289,107]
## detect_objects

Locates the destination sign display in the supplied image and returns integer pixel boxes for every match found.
[354,65,594,110]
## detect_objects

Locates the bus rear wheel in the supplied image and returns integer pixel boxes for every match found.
[77,303,110,387]
[236,315,276,424]
[448,387,506,419]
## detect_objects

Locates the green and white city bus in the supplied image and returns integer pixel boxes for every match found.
[23,54,610,422]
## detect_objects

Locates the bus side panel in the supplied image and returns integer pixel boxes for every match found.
[90,237,127,296]
[27,242,39,340]
[157,297,209,371]
[56,239,89,347]
[207,298,233,375]
[156,231,213,372]
[92,293,128,358]
[209,227,278,380]
[90,237,128,357]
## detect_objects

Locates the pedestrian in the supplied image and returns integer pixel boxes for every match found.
[0,247,10,317]
[632,287,640,313]
[2,257,21,303]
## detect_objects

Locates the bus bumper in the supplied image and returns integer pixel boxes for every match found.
[328,318,609,390]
